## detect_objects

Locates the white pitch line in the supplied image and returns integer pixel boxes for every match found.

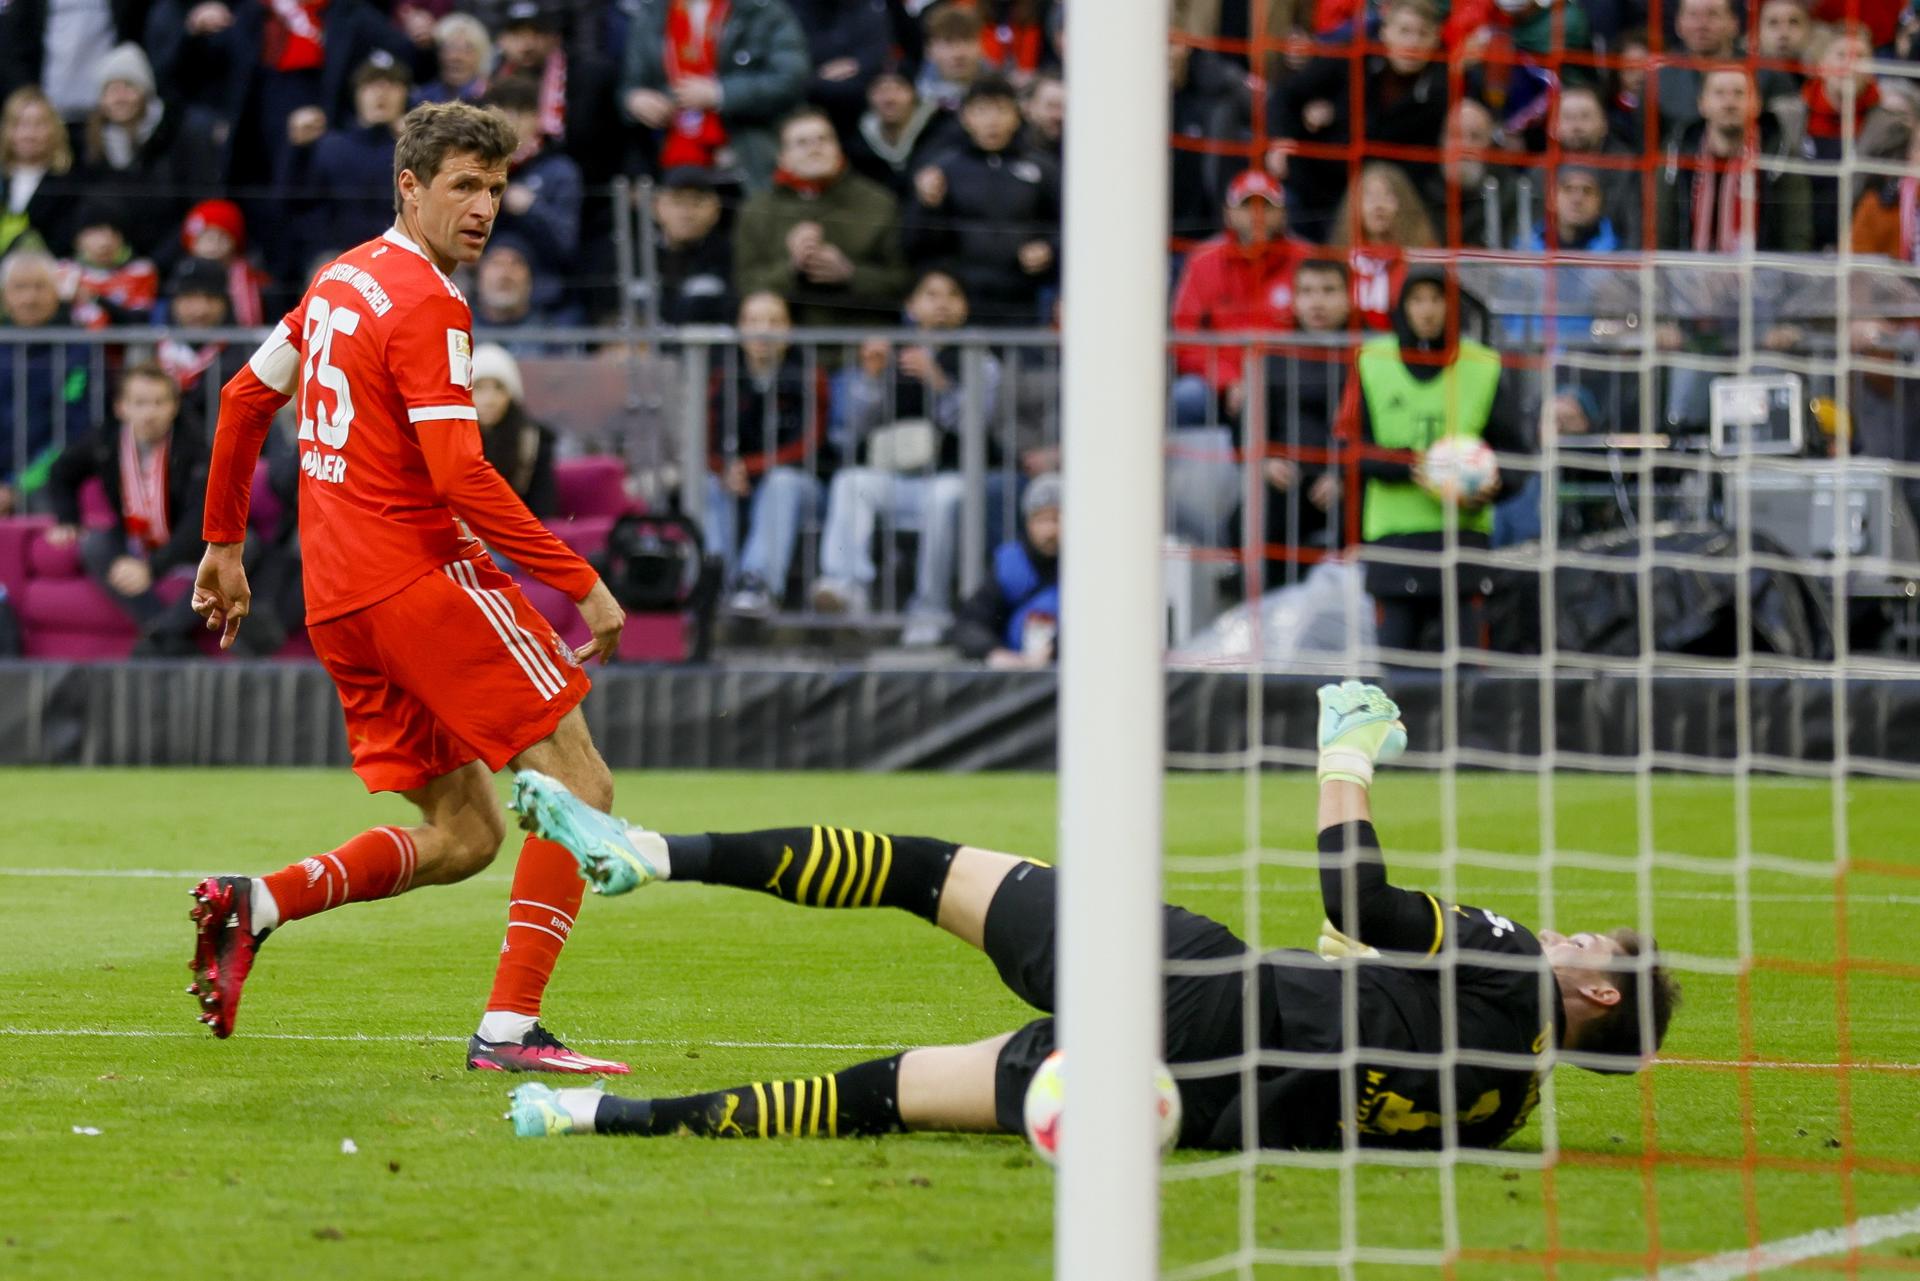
[0,1026,908,1052]
[1613,1203,1920,1281]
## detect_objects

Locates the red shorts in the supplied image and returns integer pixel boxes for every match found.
[310,555,591,793]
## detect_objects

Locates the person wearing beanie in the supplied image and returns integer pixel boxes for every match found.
[0,0,143,122]
[951,470,1061,665]
[74,43,221,259]
[472,343,558,519]
[1349,266,1529,656]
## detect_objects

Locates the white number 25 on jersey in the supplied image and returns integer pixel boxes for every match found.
[298,297,362,449]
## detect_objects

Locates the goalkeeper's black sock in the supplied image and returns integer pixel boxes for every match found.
[595,1055,906,1138]
[664,828,958,923]
[1316,820,1382,855]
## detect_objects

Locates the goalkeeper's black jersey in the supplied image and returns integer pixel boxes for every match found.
[1205,832,1564,1152]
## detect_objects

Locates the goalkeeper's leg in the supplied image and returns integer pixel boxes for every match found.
[507,1035,1012,1139]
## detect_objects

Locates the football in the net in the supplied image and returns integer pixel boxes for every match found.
[1022,1050,1183,1165]
[1419,436,1498,501]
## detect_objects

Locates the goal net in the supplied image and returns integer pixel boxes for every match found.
[1125,4,1920,1278]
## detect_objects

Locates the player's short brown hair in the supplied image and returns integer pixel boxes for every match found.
[392,101,519,213]
[1579,928,1681,1073]
[117,360,180,401]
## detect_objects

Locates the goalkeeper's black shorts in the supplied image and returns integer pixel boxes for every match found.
[982,861,1252,1146]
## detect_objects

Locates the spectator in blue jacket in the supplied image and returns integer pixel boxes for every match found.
[301,56,412,261]
[483,76,585,286]
[952,470,1060,666]
[0,249,92,514]
[413,14,492,107]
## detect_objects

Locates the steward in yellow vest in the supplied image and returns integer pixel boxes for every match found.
[1352,266,1528,654]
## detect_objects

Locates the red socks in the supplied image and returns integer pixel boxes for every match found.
[259,826,418,926]
[484,836,588,1017]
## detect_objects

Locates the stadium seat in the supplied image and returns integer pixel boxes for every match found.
[547,457,635,561]
[17,526,137,660]
[512,572,693,664]
[0,516,51,603]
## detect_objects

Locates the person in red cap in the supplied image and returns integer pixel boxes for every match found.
[180,200,269,328]
[1167,168,1311,544]
[1170,168,1310,429]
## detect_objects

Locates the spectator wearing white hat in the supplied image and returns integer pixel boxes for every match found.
[73,43,221,257]
[472,343,559,519]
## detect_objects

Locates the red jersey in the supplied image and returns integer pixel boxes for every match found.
[203,228,598,622]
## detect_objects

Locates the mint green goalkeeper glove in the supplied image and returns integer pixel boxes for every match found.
[1316,680,1407,788]
[1315,917,1380,961]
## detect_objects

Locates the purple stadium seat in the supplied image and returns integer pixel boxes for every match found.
[0,516,52,601]
[511,572,690,663]
[78,476,114,528]
[554,457,628,519]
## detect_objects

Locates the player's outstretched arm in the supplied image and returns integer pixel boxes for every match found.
[1315,682,1444,955]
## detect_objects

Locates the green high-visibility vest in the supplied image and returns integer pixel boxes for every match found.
[1355,334,1501,542]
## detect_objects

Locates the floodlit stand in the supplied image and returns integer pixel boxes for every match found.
[1057,3,1170,1279]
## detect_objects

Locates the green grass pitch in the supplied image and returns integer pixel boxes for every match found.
[3,767,1918,1280]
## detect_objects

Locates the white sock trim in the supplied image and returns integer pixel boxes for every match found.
[250,878,281,933]
[631,829,671,879]
[555,1088,602,1133]
[477,1010,539,1044]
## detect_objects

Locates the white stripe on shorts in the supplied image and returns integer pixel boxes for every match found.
[442,560,565,700]
[456,559,569,697]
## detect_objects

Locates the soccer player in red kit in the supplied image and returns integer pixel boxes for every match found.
[185,102,630,1073]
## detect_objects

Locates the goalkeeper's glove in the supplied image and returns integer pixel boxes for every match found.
[1316,680,1408,788]
[1316,917,1380,962]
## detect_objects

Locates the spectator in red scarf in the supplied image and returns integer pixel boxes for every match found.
[1170,169,1311,427]
[482,75,586,284]
[734,107,910,327]
[621,0,811,191]
[1656,66,1812,253]
[44,364,213,655]
[179,199,268,327]
[493,1,625,198]
[974,0,1059,86]
[1796,22,1900,251]
[57,200,160,329]
[1327,164,1438,333]
[156,258,250,436]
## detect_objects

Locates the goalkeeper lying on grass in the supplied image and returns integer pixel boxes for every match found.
[501,682,1680,1149]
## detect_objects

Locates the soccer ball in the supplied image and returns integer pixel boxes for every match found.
[1021,1050,1183,1166]
[1419,436,1498,502]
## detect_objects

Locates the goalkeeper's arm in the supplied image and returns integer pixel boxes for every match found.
[1316,824,1450,958]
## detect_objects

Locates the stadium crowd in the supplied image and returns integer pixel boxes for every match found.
[1,0,1918,659]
